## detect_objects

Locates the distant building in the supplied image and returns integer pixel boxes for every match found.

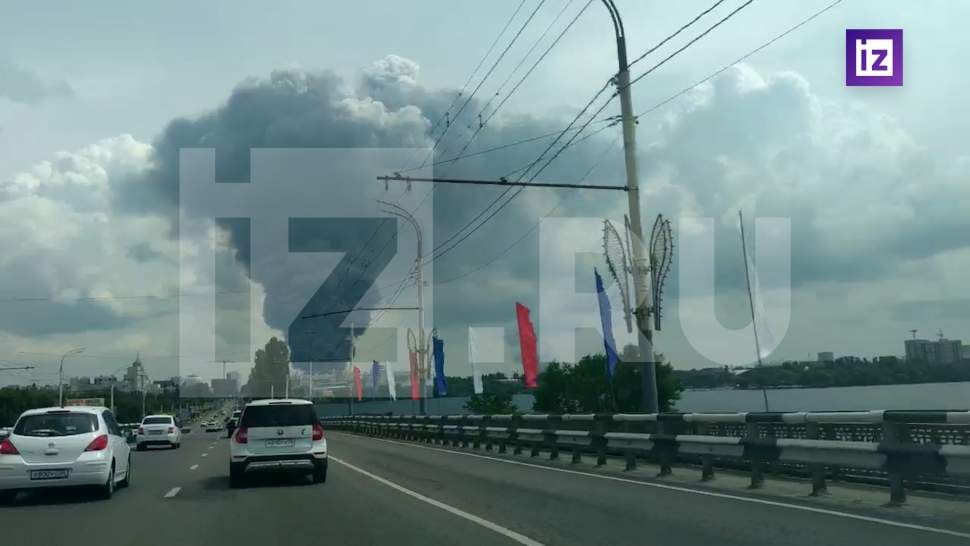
[211,377,239,397]
[124,355,145,391]
[69,376,91,389]
[817,352,834,363]
[962,345,970,361]
[905,339,935,363]
[905,336,964,364]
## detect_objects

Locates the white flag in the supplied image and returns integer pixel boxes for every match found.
[384,361,397,401]
[469,329,484,395]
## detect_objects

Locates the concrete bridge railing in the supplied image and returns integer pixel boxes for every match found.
[321,410,970,505]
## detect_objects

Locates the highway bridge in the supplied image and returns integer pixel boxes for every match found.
[2,422,969,545]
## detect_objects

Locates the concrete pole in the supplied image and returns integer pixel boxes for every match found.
[604,0,658,412]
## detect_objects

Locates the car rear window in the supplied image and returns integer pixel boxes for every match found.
[240,404,317,427]
[143,416,172,425]
[14,412,99,437]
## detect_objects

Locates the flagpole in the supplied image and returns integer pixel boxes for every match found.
[739,210,769,412]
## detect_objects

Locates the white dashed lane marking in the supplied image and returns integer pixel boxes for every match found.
[190,464,199,470]
[164,487,181,498]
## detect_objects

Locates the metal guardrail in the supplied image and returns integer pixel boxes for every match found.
[322,411,970,505]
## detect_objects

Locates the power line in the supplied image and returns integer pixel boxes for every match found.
[431,0,843,284]
[418,0,528,155]
[625,0,756,90]
[631,0,844,120]
[627,0,728,68]
[435,132,622,285]
[418,0,547,169]
[446,0,594,169]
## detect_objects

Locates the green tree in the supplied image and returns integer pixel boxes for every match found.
[244,337,290,397]
[464,392,517,415]
[532,351,682,413]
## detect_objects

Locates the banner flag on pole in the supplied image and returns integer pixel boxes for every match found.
[371,361,382,395]
[433,336,448,397]
[408,350,420,400]
[468,330,484,395]
[353,366,363,401]
[515,302,539,389]
[384,361,397,401]
[595,268,620,378]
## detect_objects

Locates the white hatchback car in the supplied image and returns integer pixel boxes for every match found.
[0,406,131,501]
[136,415,181,450]
[229,399,327,487]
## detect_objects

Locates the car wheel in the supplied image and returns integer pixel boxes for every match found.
[98,462,115,499]
[312,461,327,484]
[119,455,131,487]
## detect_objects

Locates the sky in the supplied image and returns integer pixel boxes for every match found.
[1,0,968,387]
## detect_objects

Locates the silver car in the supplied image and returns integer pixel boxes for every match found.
[0,406,131,501]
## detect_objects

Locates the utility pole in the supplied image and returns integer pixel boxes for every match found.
[375,2,660,413]
[602,0,658,412]
[377,200,429,414]
[739,210,769,412]
[307,361,313,400]
[57,347,85,407]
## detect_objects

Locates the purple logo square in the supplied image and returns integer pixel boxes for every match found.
[846,29,903,86]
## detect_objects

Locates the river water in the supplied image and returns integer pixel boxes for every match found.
[675,381,970,412]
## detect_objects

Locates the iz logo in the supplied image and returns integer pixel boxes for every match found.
[846,29,903,86]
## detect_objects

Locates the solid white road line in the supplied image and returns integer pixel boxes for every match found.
[347,434,970,541]
[164,487,181,498]
[190,464,199,470]
[330,455,545,546]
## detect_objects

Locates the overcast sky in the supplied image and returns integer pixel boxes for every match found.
[1,1,967,386]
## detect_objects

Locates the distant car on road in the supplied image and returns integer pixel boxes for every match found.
[225,410,242,438]
[0,406,131,501]
[204,421,222,432]
[136,415,181,450]
[229,399,326,488]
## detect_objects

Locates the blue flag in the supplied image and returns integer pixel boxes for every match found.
[595,268,619,378]
[371,360,382,395]
[433,336,448,397]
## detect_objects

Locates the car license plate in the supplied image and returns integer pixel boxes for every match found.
[265,439,294,448]
[149,430,164,435]
[30,469,69,480]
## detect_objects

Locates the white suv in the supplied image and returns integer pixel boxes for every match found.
[136,415,181,450]
[0,406,131,501]
[229,399,326,488]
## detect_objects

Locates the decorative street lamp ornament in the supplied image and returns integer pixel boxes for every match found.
[649,214,673,331]
[602,218,633,333]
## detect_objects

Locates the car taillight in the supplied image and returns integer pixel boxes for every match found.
[168,427,175,433]
[312,422,325,441]
[0,438,19,455]
[234,426,248,444]
[137,426,144,435]
[85,434,109,452]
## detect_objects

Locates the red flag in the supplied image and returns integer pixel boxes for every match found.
[353,366,363,401]
[515,302,538,388]
[409,350,420,400]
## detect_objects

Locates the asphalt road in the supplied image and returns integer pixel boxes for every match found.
[1,428,968,545]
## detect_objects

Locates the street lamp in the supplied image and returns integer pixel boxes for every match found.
[58,347,86,406]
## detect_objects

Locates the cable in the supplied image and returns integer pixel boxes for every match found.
[417,0,528,157]
[625,0,756,90]
[418,0,547,169]
[632,0,844,121]
[627,0,728,68]
[432,0,844,283]
[435,132,622,285]
[446,0,594,169]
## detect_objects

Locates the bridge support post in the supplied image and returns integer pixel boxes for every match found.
[701,455,715,481]
[624,450,637,471]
